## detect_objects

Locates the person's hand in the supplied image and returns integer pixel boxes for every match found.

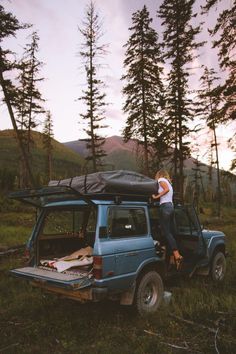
[152,194,159,199]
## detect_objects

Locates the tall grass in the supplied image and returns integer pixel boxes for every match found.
[0,211,35,249]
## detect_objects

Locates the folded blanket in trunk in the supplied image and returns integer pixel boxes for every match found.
[40,256,93,273]
[40,246,94,272]
[59,246,93,261]
[54,256,93,273]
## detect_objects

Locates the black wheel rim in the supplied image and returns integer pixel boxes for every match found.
[142,281,157,307]
[214,257,225,280]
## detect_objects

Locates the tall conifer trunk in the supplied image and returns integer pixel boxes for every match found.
[0,52,35,188]
[89,30,96,173]
[212,122,221,216]
[79,1,107,173]
[197,66,222,216]
[141,26,149,175]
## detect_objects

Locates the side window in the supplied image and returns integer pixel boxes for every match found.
[186,206,200,232]
[108,207,147,238]
[175,208,191,233]
[149,206,160,227]
[175,206,199,234]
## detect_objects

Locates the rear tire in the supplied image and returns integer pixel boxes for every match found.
[211,251,226,282]
[134,271,163,316]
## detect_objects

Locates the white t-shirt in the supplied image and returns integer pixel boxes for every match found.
[158,177,173,204]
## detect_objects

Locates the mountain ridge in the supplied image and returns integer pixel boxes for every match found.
[64,135,208,172]
[63,135,236,203]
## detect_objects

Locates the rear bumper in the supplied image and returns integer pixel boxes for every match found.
[92,287,108,301]
[32,280,108,302]
[10,266,109,303]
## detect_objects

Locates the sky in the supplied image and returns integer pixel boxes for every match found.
[1,0,235,170]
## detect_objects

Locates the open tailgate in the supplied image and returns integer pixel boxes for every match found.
[10,266,93,290]
[9,186,95,208]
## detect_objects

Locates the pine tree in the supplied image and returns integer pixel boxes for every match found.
[221,170,233,206]
[79,1,107,173]
[12,31,45,187]
[207,130,214,183]
[43,111,54,181]
[229,133,236,173]
[191,155,206,210]
[149,124,171,174]
[158,0,204,199]
[202,0,236,172]
[202,0,235,122]
[0,4,36,187]
[122,5,164,176]
[202,129,215,201]
[19,31,45,153]
[196,66,222,216]
[15,61,28,129]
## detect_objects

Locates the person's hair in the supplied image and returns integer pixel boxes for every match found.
[155,169,171,182]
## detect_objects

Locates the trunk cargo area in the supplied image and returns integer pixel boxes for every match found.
[10,200,97,294]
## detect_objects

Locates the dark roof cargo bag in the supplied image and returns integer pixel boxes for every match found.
[9,171,159,207]
[49,170,159,195]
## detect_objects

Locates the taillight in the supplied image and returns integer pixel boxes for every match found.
[93,256,103,279]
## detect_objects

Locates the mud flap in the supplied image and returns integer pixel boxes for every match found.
[120,281,136,305]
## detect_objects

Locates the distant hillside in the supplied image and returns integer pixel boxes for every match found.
[0,130,85,183]
[64,135,137,155]
[64,136,140,171]
[64,135,206,172]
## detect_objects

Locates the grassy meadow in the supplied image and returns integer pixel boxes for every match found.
[0,205,235,353]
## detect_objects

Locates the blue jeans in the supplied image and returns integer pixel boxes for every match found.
[159,202,177,252]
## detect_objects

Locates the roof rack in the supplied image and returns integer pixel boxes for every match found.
[9,185,96,207]
[84,193,154,204]
[9,185,157,207]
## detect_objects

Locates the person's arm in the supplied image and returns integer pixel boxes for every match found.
[152,181,169,200]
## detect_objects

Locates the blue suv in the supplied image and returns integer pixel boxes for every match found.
[10,179,227,316]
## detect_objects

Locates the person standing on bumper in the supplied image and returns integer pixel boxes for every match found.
[152,169,183,269]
